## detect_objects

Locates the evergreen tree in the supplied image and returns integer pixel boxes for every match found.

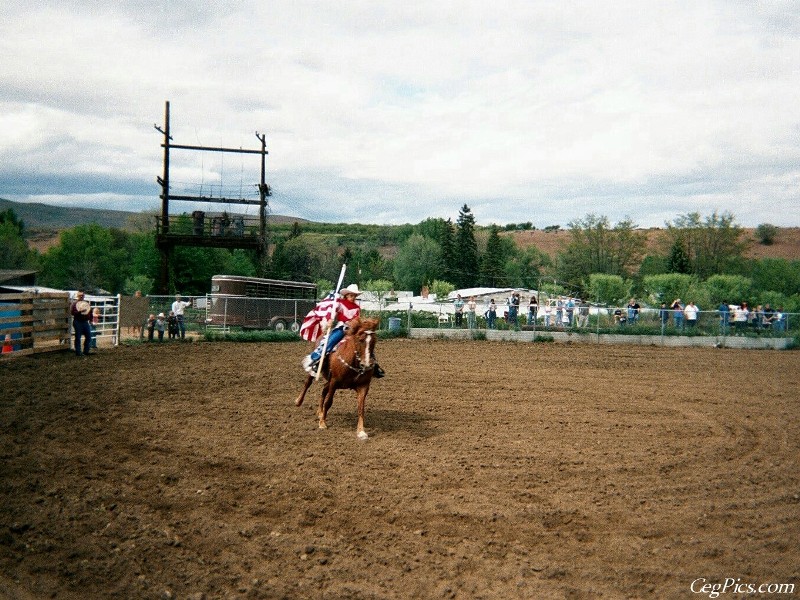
[479,225,506,287]
[667,239,691,274]
[454,204,479,288]
[438,218,456,284]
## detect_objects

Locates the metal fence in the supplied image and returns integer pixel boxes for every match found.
[378,304,797,338]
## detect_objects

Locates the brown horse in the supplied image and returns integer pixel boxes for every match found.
[295,317,380,440]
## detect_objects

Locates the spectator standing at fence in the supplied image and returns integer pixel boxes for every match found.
[762,304,776,329]
[486,299,497,329]
[155,312,166,341]
[167,311,179,339]
[733,303,748,334]
[626,298,640,325]
[718,301,731,334]
[528,295,538,326]
[671,299,684,329]
[684,301,699,327]
[90,307,101,349]
[453,294,464,327]
[466,296,477,329]
[565,297,576,327]
[543,303,552,327]
[577,300,590,328]
[70,291,92,357]
[146,314,156,341]
[509,292,520,327]
[3,334,13,353]
[555,297,563,327]
[171,294,192,339]
[773,307,786,332]
[659,302,669,327]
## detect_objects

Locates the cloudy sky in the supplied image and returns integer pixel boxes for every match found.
[2,1,799,228]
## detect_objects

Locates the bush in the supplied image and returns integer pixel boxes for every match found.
[202,330,301,343]
[755,223,778,245]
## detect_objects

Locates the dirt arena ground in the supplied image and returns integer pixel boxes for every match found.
[1,339,798,599]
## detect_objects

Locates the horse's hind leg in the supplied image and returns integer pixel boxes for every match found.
[295,375,314,407]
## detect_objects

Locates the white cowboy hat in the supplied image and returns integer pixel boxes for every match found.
[157,312,165,318]
[341,284,362,296]
[75,300,91,315]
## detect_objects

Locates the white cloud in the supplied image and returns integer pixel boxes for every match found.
[1,1,799,227]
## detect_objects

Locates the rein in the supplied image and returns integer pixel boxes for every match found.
[335,329,375,376]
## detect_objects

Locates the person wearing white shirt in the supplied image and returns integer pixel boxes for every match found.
[171,294,192,339]
[683,301,699,327]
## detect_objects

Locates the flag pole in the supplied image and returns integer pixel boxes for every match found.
[315,263,347,380]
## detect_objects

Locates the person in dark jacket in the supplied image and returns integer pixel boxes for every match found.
[70,291,92,357]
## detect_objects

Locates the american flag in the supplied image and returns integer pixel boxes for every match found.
[299,293,337,341]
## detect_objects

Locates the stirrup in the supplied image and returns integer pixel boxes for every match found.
[374,364,385,378]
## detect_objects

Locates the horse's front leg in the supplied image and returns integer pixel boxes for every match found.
[295,374,314,406]
[318,383,334,429]
[355,385,369,440]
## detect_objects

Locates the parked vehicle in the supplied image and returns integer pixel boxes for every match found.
[207,275,318,331]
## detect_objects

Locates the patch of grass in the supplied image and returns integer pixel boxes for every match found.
[202,330,302,343]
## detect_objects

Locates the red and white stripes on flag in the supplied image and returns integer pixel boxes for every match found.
[299,293,337,341]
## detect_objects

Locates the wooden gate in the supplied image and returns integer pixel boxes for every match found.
[0,292,71,359]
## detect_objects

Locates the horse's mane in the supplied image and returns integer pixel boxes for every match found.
[346,317,380,336]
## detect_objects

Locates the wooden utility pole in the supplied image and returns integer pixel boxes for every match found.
[154,101,270,293]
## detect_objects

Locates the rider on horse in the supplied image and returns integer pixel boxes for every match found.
[301,284,385,378]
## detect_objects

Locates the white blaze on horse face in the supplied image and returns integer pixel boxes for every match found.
[364,332,372,367]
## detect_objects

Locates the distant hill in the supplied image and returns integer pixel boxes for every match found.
[1,198,308,231]
[1,198,138,230]
[506,226,800,261]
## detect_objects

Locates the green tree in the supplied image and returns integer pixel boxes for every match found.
[364,278,394,311]
[557,215,646,294]
[393,234,443,292]
[755,223,778,245]
[438,218,456,285]
[41,224,129,291]
[0,220,37,269]
[123,275,154,296]
[586,274,629,305]
[641,273,697,307]
[700,274,753,306]
[0,208,25,236]
[665,212,747,278]
[430,279,455,303]
[749,258,800,297]
[479,225,506,286]
[504,246,550,289]
[171,246,242,295]
[666,239,691,274]
[454,205,479,288]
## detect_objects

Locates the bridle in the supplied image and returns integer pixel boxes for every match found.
[335,328,375,376]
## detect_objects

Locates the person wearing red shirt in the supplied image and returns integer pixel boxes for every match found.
[302,284,384,377]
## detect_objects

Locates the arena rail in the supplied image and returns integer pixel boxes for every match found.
[0,292,71,358]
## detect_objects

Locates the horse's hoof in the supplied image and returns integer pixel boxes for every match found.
[295,398,303,407]
[319,421,327,429]
[357,430,369,441]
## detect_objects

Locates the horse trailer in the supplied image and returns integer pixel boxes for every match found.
[207,275,318,332]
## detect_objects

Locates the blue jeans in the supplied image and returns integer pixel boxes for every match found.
[74,320,92,355]
[177,315,186,339]
[310,327,345,361]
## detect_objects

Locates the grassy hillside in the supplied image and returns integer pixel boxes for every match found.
[1,198,137,230]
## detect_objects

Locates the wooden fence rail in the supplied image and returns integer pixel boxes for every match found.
[0,292,71,359]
